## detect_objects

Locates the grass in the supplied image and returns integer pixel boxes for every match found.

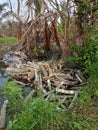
[0,37,17,44]
[2,82,66,130]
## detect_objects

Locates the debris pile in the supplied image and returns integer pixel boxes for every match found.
[6,58,86,110]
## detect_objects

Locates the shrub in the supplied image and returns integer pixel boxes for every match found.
[85,60,98,99]
[70,38,98,68]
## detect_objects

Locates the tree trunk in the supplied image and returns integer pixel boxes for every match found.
[63,0,71,58]
[17,22,22,44]
[44,21,51,51]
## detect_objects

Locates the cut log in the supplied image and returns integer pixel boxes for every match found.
[69,91,78,108]
[75,74,83,83]
[56,89,76,95]
[6,68,28,73]
[0,100,8,130]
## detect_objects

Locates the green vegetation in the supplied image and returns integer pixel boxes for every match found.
[0,29,98,130]
[70,32,98,68]
[1,63,98,130]
[1,32,98,129]
[2,81,66,130]
[7,98,65,130]
[0,37,17,44]
[0,1,98,130]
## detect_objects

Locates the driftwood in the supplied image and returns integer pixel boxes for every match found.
[6,59,86,110]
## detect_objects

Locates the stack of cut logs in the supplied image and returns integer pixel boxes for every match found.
[6,59,86,110]
[0,56,87,129]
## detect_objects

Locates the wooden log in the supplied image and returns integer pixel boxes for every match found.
[65,73,74,80]
[40,65,48,77]
[27,72,35,82]
[14,80,26,86]
[56,89,76,95]
[68,91,78,108]
[75,74,83,83]
[54,77,78,86]
[0,100,8,130]
[59,94,73,98]
[24,90,35,103]
[6,68,28,73]
[63,79,78,86]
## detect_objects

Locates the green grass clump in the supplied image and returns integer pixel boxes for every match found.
[0,37,17,43]
[3,81,97,130]
[2,82,65,130]
[85,59,98,99]
[7,97,65,130]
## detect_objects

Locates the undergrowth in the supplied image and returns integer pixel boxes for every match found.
[1,81,66,130]
[70,31,98,68]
